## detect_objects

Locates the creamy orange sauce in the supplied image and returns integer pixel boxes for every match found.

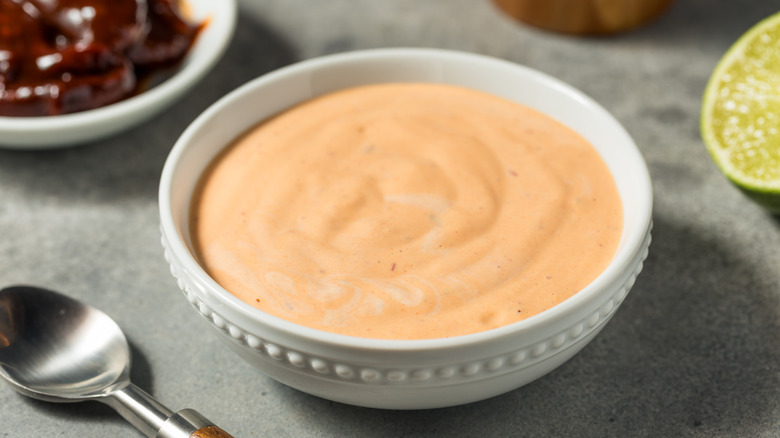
[190,83,622,340]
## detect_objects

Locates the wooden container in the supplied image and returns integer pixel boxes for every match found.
[492,0,676,35]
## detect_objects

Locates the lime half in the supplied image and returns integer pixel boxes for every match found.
[701,11,780,214]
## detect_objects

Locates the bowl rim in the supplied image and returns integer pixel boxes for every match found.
[160,47,653,352]
[0,0,237,149]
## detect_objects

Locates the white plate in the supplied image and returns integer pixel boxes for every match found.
[0,0,237,149]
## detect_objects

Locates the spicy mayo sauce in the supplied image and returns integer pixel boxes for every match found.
[190,83,623,340]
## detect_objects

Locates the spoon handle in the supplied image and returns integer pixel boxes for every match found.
[190,425,234,438]
[159,408,235,438]
[103,384,233,438]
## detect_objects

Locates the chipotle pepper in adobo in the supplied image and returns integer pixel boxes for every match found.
[0,0,202,117]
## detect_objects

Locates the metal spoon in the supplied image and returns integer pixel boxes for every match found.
[0,285,233,438]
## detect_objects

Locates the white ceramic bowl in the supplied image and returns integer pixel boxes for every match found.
[0,0,236,149]
[159,48,653,410]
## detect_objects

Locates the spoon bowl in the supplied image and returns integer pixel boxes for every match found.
[0,286,130,401]
[0,286,232,438]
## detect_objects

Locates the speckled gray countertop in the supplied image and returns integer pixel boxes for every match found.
[2,0,780,436]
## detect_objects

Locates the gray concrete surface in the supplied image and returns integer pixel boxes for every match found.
[1,0,779,436]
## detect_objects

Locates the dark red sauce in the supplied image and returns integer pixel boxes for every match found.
[0,0,202,117]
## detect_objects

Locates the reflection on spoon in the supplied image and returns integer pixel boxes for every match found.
[0,285,232,438]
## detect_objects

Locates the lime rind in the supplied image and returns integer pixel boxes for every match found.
[701,10,780,213]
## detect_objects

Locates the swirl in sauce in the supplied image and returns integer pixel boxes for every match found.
[191,83,623,340]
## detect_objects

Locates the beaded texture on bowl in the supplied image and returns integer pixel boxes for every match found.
[161,224,651,388]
